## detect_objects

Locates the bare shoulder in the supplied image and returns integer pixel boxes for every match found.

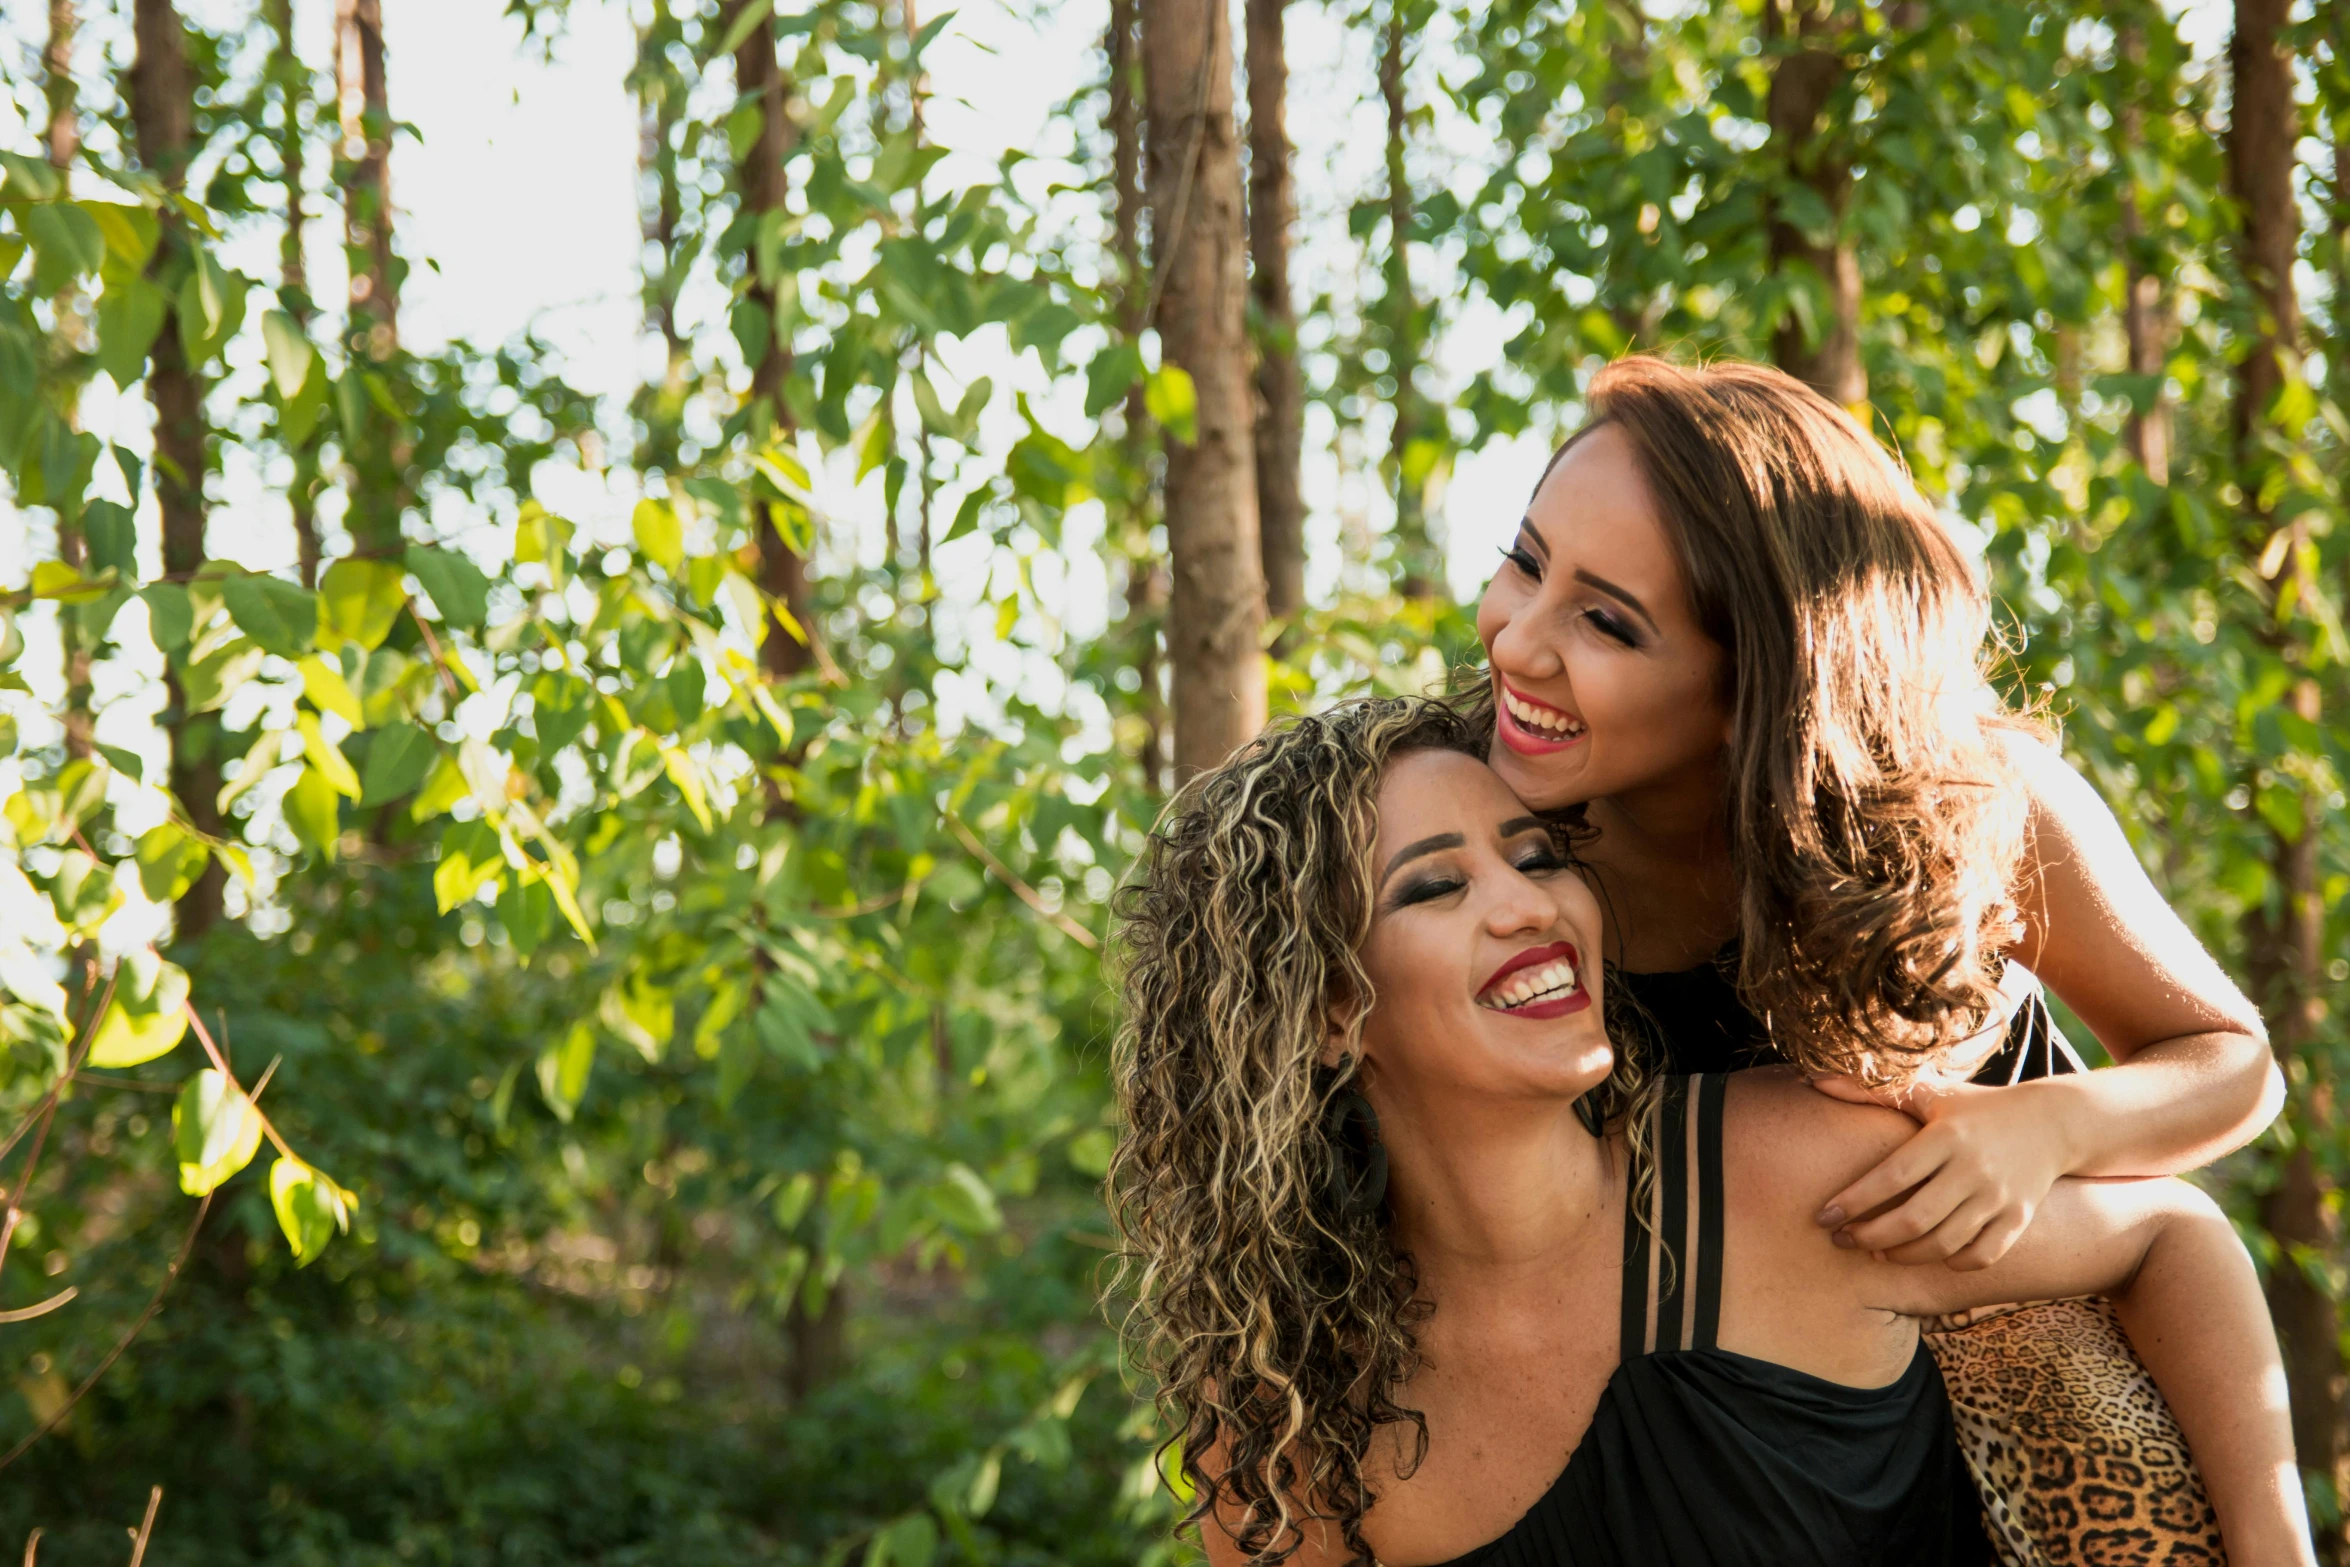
[1983,724,2113,851]
[1719,1069,1915,1223]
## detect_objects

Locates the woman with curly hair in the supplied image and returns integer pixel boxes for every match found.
[1108,697,2303,1564]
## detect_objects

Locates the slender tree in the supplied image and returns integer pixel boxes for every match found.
[1143,0,1265,778]
[1245,0,1303,625]
[1764,0,1863,407]
[2226,0,2339,1518]
[1108,0,1168,792]
[732,0,814,683]
[271,0,322,586]
[337,0,406,554]
[1379,0,1439,599]
[132,0,223,938]
[2115,17,2173,484]
[45,0,94,765]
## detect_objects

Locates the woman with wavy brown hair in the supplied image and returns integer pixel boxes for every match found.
[1477,355,2277,1245]
[1107,697,2302,1565]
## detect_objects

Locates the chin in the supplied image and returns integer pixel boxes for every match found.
[1487,744,1590,812]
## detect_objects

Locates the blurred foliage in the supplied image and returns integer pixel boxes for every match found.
[0,0,2342,1561]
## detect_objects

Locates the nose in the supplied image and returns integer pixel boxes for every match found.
[1486,591,1563,681]
[1485,862,1563,941]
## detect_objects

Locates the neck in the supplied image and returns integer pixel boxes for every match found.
[1376,1090,1614,1288]
[1587,747,1731,871]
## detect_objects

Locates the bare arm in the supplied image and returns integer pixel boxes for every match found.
[2004,732,2281,1173]
[1876,1172,2311,1567]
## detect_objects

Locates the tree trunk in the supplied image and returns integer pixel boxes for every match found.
[1764,0,1863,408]
[732,0,814,683]
[2116,19,2172,484]
[2227,0,2338,1525]
[47,0,93,765]
[1108,0,1166,792]
[336,0,405,555]
[1143,0,1265,779]
[1246,0,1303,626]
[270,0,320,587]
[1380,2,1438,600]
[132,0,222,939]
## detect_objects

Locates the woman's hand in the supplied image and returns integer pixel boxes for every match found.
[1807,1075,2078,1269]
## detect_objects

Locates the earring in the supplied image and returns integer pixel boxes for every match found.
[1322,1088,1389,1223]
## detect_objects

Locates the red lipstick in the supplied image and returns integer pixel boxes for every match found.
[1479,940,1577,996]
[1494,677,1587,757]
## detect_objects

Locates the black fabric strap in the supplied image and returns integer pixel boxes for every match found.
[1618,1127,1652,1363]
[1690,1071,1727,1352]
[1652,1078,1691,1353]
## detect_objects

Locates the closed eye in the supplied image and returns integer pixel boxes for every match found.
[1499,544,1542,582]
[1388,875,1465,910]
[1582,606,1641,647]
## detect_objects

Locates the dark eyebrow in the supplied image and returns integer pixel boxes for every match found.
[1497,816,1549,841]
[1379,832,1464,891]
[1514,518,1549,560]
[1571,568,1660,635]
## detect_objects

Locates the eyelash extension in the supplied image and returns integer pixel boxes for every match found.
[1392,877,1464,909]
[1582,607,1640,646]
[1499,544,1541,579]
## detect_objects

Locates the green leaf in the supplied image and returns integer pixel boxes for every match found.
[261,310,316,400]
[434,819,505,912]
[86,949,190,1068]
[296,711,362,798]
[536,1021,594,1123]
[632,497,685,571]
[867,1514,938,1567]
[284,764,345,857]
[220,571,318,659]
[268,1156,354,1265]
[1084,342,1144,419]
[496,875,555,957]
[173,1068,264,1196]
[362,721,436,805]
[176,247,248,363]
[318,558,407,651]
[0,150,62,200]
[21,202,105,290]
[711,0,776,58]
[1144,365,1198,444]
[404,545,490,630]
[134,824,209,905]
[298,655,365,728]
[930,1163,1002,1235]
[94,278,168,389]
[92,742,144,783]
[80,500,137,576]
[141,582,193,650]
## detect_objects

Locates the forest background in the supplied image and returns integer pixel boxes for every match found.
[0,0,2342,1561]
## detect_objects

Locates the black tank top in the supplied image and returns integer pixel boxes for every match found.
[1431,1075,1967,1567]
[1615,950,2083,1086]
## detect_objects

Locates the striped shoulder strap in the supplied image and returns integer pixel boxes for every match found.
[1617,1072,1729,1360]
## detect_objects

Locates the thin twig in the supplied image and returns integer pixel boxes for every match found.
[407,601,464,703]
[804,885,909,919]
[181,1010,296,1161]
[67,1074,178,1095]
[0,1286,78,1324]
[0,1192,211,1472]
[945,816,1099,952]
[0,971,119,1287]
[126,1487,161,1567]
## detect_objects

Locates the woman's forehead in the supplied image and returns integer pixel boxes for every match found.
[1375,751,1529,840]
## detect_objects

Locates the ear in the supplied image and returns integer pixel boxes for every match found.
[1318,992,1359,1069]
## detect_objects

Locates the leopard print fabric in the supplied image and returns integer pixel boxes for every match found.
[1924,1296,2224,1566]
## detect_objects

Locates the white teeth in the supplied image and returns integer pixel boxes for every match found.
[1503,690,1585,738]
[1480,960,1579,1011]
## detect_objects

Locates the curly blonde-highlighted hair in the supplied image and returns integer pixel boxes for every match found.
[1107,696,1647,1563]
[1494,355,2034,1080]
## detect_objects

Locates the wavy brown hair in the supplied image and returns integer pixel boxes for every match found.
[1489,355,2034,1078]
[1106,696,1647,1563]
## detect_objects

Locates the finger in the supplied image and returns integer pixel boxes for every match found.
[1946,1206,2033,1273]
[1834,1173,1969,1253]
[1876,1193,2004,1267]
[1816,1130,1950,1229]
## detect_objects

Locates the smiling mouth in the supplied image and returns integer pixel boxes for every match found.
[1497,681,1588,747]
[1476,942,1585,1014]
